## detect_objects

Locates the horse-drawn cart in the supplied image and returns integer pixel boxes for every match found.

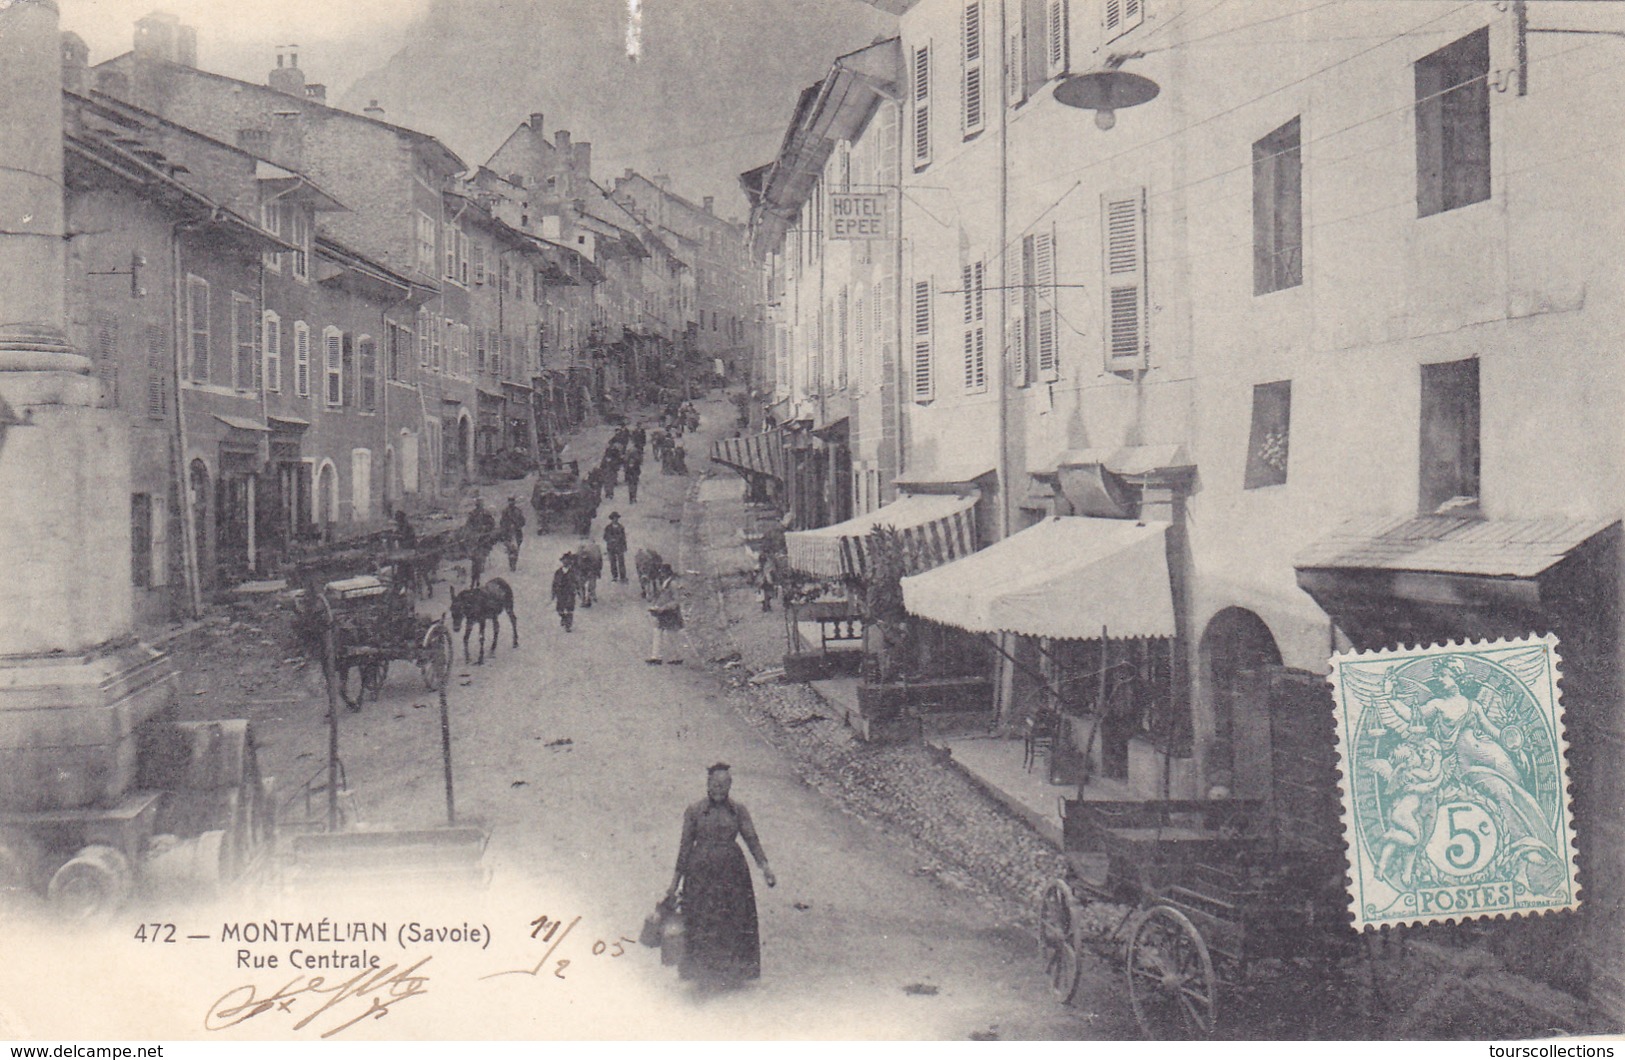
[531,462,590,533]
[294,575,454,711]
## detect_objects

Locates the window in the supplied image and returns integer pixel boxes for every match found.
[963,2,985,137]
[1103,0,1142,44]
[494,334,506,379]
[1253,116,1303,295]
[416,211,437,273]
[261,199,283,272]
[131,493,153,589]
[263,311,282,392]
[912,278,934,401]
[232,293,257,390]
[288,206,311,280]
[145,325,166,418]
[418,309,433,368]
[1020,229,1058,382]
[1415,27,1491,218]
[94,316,119,407]
[473,243,486,285]
[912,44,932,168]
[837,288,849,389]
[358,335,377,411]
[1046,0,1070,79]
[856,294,868,390]
[476,327,488,373]
[961,261,986,393]
[294,320,311,397]
[387,321,410,382]
[185,275,210,382]
[323,326,343,407]
[458,231,470,286]
[444,222,458,281]
[1419,358,1480,513]
[1243,380,1292,489]
[1101,187,1148,370]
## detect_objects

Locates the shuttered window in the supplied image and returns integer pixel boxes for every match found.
[912,44,932,168]
[263,311,282,393]
[232,293,257,391]
[95,316,119,407]
[473,242,487,285]
[294,321,311,397]
[912,279,933,401]
[837,287,850,389]
[1102,188,1148,369]
[962,3,985,137]
[1046,0,1069,80]
[131,493,153,589]
[961,261,986,393]
[358,336,377,411]
[1103,0,1143,44]
[856,294,868,392]
[185,275,209,382]
[324,326,343,407]
[476,327,488,373]
[145,325,166,418]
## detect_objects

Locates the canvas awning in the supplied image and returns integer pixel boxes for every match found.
[711,426,786,482]
[786,491,979,580]
[900,517,1175,639]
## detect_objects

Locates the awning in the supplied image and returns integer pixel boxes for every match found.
[1295,513,1620,613]
[711,426,786,482]
[213,413,271,432]
[901,517,1175,639]
[786,491,979,580]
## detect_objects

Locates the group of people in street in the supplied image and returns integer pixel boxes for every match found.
[599,424,646,505]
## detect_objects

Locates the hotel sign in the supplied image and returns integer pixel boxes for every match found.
[828,192,893,240]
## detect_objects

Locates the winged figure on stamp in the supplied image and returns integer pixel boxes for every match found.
[1343,648,1566,897]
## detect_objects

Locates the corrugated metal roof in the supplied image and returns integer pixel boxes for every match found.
[1295,514,1618,579]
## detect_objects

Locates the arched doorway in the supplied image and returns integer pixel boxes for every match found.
[456,412,472,480]
[1198,607,1282,798]
[188,458,211,588]
[315,460,338,535]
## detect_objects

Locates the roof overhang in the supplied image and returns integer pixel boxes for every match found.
[255,160,346,212]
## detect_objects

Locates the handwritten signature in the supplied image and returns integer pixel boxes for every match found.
[204,958,432,1038]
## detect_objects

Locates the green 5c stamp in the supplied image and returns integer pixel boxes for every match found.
[1330,634,1579,930]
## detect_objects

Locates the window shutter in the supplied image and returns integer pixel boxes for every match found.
[1008,20,1025,103]
[1102,188,1149,370]
[325,329,343,406]
[961,261,986,393]
[912,278,933,401]
[95,317,119,408]
[1035,230,1059,380]
[295,322,311,397]
[837,287,849,389]
[145,325,166,418]
[1047,0,1069,80]
[263,312,281,393]
[473,243,486,285]
[912,45,932,167]
[962,3,984,137]
[1105,0,1144,42]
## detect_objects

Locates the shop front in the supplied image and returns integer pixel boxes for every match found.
[212,414,270,581]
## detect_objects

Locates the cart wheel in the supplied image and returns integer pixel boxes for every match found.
[421,624,453,691]
[1127,905,1217,1039]
[1039,879,1083,1003]
[47,845,133,921]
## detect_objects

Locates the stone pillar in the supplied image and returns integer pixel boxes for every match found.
[0,0,172,814]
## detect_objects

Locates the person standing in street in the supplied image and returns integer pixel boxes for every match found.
[499,496,526,570]
[624,449,643,505]
[603,511,629,584]
[551,552,578,632]
[645,563,684,665]
[601,446,622,500]
[665,763,775,986]
[631,422,647,456]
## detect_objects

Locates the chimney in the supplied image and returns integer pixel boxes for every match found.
[175,22,197,67]
[61,31,90,94]
[623,167,634,181]
[703,196,714,215]
[554,129,571,150]
[364,99,385,118]
[529,111,544,131]
[133,11,179,62]
[268,45,306,96]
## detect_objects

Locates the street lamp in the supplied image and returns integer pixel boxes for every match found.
[1053,55,1160,130]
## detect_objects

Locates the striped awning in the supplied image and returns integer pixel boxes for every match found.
[711,427,786,482]
[786,491,980,580]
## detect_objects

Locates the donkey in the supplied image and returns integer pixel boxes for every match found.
[450,577,518,664]
[634,548,664,599]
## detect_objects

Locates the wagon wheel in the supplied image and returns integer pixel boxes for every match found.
[1039,879,1083,1003]
[1127,905,1218,1039]
[420,623,453,692]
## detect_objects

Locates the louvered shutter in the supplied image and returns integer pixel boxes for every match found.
[912,45,932,167]
[295,322,311,397]
[1105,0,1144,42]
[912,279,933,401]
[96,317,119,408]
[1035,230,1059,381]
[1102,188,1149,370]
[838,287,849,389]
[263,312,281,393]
[962,3,984,137]
[325,329,343,406]
[962,262,986,393]
[146,326,166,418]
[1046,0,1069,80]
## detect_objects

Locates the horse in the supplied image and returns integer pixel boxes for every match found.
[450,577,518,664]
[635,548,664,599]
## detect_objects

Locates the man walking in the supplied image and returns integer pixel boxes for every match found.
[624,449,643,505]
[575,536,602,608]
[601,445,622,500]
[603,511,629,584]
[465,497,496,588]
[499,496,526,570]
[551,552,579,632]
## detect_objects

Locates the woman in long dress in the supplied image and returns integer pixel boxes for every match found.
[666,764,776,984]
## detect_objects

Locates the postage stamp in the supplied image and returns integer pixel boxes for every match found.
[1329,634,1579,931]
